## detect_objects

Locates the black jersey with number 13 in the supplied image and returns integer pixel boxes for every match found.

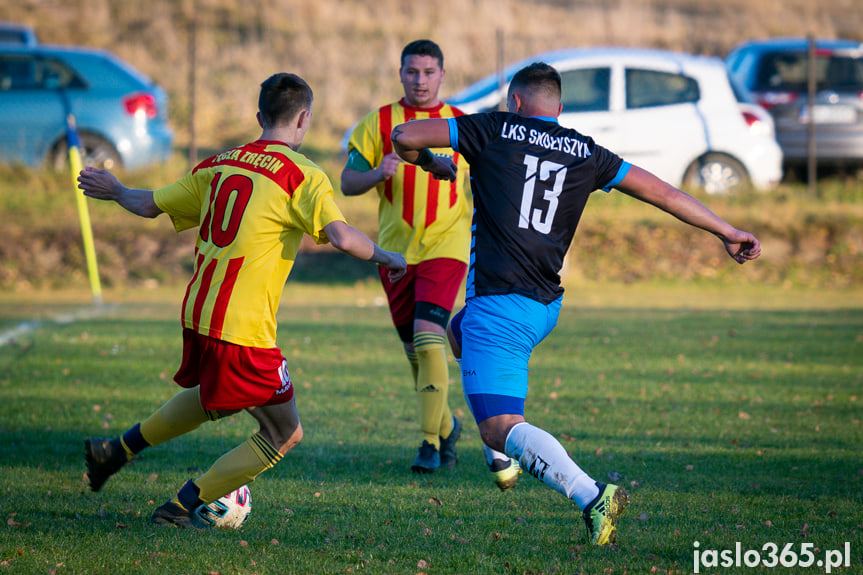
[452,111,626,305]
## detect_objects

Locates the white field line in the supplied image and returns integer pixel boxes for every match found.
[0,305,111,348]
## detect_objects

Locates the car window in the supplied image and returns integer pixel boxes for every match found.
[560,67,610,112]
[754,52,863,92]
[626,68,699,109]
[0,54,36,89]
[0,30,27,44]
[0,54,84,90]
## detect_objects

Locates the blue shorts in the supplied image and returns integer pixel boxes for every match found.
[460,294,562,422]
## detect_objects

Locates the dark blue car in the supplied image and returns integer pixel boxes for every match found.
[0,43,173,170]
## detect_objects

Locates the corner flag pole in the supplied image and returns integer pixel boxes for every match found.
[67,113,103,304]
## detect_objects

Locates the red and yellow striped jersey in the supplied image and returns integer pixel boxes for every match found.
[154,140,346,348]
[347,99,471,265]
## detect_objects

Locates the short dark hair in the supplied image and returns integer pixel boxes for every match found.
[258,73,313,128]
[401,39,444,69]
[508,62,561,101]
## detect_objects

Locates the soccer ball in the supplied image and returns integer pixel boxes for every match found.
[194,484,251,529]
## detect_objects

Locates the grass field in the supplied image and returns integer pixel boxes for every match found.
[0,282,861,574]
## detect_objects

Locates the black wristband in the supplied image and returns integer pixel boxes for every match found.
[416,148,435,169]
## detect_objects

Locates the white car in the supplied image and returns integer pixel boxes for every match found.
[447,47,783,194]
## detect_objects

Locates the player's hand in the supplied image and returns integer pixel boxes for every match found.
[378,153,403,181]
[722,229,761,264]
[424,155,457,182]
[385,252,408,282]
[77,166,123,200]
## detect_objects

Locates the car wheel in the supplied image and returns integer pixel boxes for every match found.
[683,153,749,195]
[50,132,121,171]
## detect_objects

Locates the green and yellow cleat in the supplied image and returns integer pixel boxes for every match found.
[582,482,629,545]
[490,457,521,490]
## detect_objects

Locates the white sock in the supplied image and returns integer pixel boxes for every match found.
[482,444,510,467]
[504,422,600,509]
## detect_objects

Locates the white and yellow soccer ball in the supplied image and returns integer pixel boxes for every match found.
[194,485,251,529]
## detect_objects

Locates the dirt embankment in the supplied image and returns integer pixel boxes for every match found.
[3,212,860,292]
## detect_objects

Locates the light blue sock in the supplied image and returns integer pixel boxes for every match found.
[505,421,600,509]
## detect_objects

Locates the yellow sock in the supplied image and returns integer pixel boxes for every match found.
[405,349,419,384]
[414,332,450,449]
[139,387,211,448]
[194,432,283,504]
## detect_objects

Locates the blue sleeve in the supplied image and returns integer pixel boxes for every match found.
[601,161,631,192]
[448,117,459,152]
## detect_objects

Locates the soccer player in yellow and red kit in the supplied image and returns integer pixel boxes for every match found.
[78,73,406,528]
[341,39,470,473]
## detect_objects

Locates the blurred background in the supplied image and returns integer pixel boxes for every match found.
[1,0,861,294]
[3,0,861,154]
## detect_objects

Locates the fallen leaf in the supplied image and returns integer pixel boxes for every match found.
[427,497,442,506]
[738,411,751,419]
[239,540,249,547]
[417,559,429,569]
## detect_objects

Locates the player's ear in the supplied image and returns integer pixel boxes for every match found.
[296,108,311,131]
[256,111,264,129]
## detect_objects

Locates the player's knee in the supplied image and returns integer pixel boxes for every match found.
[259,420,303,455]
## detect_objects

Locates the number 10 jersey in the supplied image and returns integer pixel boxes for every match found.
[154,139,347,348]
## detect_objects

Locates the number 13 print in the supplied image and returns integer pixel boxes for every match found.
[518,154,566,235]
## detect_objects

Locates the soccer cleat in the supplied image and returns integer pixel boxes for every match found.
[411,440,440,473]
[151,500,209,530]
[84,437,128,492]
[438,417,462,470]
[489,457,521,490]
[582,482,629,545]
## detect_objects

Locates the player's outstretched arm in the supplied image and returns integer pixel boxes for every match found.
[391,119,457,182]
[323,220,407,281]
[341,153,403,196]
[615,165,761,264]
[77,166,163,219]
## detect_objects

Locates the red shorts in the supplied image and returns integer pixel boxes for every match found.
[378,257,467,332]
[174,328,294,410]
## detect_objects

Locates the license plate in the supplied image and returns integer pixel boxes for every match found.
[799,105,857,124]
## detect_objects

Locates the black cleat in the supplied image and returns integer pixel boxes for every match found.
[84,437,128,492]
[151,500,208,530]
[438,417,462,470]
[411,440,440,473]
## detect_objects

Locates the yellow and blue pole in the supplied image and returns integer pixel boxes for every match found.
[66,114,102,304]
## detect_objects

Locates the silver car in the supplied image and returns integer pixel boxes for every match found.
[726,37,863,171]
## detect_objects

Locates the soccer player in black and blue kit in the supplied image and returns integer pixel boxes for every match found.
[390,62,761,546]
